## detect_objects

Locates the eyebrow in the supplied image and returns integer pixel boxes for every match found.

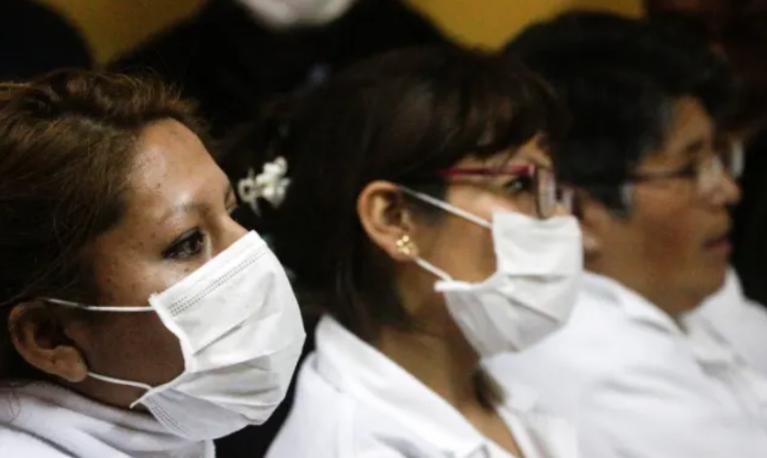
[160,181,235,222]
[503,149,551,169]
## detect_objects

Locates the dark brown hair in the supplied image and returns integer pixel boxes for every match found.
[0,69,204,379]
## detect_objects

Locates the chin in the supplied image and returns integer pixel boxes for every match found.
[693,263,729,303]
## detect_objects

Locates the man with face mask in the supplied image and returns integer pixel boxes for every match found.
[487,12,767,457]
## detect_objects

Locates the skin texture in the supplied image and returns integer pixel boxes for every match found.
[580,97,740,317]
[357,135,556,457]
[10,119,247,410]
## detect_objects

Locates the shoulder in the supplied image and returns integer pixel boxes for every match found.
[267,355,348,457]
[0,427,72,458]
[268,355,412,458]
[489,287,681,378]
[487,287,702,418]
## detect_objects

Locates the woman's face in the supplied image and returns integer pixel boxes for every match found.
[415,136,554,284]
[65,119,247,407]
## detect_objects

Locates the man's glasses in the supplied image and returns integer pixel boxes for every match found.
[626,144,743,201]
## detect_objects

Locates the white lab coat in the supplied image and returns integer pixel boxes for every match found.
[486,271,767,458]
[0,381,213,457]
[267,315,577,458]
[686,269,767,376]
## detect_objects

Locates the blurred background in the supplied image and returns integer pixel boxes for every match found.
[34,0,641,64]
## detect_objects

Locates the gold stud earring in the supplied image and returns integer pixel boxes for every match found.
[395,234,416,256]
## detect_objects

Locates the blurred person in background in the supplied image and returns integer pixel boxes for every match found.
[488,12,767,457]
[0,0,91,80]
[0,70,305,458]
[238,46,582,457]
[646,0,767,377]
[113,0,447,140]
[646,0,767,303]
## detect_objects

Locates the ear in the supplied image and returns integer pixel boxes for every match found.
[8,301,89,383]
[577,195,613,257]
[357,180,418,262]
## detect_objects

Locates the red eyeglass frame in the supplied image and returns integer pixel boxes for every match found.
[436,164,536,178]
[434,165,571,218]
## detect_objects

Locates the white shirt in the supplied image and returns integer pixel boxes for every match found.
[486,271,767,458]
[0,381,214,458]
[687,269,767,376]
[267,315,577,458]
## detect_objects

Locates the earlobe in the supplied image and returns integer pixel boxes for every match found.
[394,233,419,259]
[576,196,609,257]
[8,302,89,383]
[356,180,418,262]
[582,228,601,255]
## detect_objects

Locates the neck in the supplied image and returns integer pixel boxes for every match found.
[375,321,486,410]
[586,263,703,318]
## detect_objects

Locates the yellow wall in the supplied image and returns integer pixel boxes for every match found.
[38,0,643,65]
[410,0,643,49]
[36,0,207,65]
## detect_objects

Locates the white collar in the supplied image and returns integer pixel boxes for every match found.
[0,381,212,457]
[584,272,757,367]
[313,315,559,457]
[582,271,683,335]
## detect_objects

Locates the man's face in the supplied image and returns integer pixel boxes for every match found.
[585,97,741,315]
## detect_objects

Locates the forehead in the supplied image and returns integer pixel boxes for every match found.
[646,97,714,165]
[124,119,226,221]
[455,135,551,168]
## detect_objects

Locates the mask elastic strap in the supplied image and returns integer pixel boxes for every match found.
[88,372,153,409]
[398,186,492,229]
[414,256,453,282]
[88,371,153,391]
[42,297,154,312]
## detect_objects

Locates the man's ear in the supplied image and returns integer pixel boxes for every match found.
[8,301,88,383]
[357,180,420,262]
[577,195,615,258]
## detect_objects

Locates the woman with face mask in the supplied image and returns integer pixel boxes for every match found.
[0,70,306,458]
[236,46,582,457]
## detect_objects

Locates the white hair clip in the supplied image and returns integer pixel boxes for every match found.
[238,156,291,215]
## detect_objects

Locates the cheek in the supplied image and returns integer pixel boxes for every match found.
[431,189,519,282]
[632,190,701,270]
[424,217,497,282]
[82,255,195,383]
[82,312,185,385]
[93,254,197,307]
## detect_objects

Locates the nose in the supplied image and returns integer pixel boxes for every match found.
[220,214,249,252]
[714,172,741,207]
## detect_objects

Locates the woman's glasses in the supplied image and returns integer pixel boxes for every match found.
[437,165,573,219]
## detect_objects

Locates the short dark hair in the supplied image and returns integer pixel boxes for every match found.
[0,69,204,379]
[506,12,735,210]
[239,45,565,341]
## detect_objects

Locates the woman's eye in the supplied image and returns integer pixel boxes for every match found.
[163,230,206,260]
[504,176,534,194]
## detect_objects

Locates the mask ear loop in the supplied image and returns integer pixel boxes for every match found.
[397,185,493,282]
[398,186,492,229]
[41,297,154,312]
[89,372,153,392]
[413,257,453,282]
[40,296,156,404]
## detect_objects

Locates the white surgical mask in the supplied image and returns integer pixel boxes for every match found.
[235,0,357,29]
[43,231,306,440]
[400,187,583,357]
